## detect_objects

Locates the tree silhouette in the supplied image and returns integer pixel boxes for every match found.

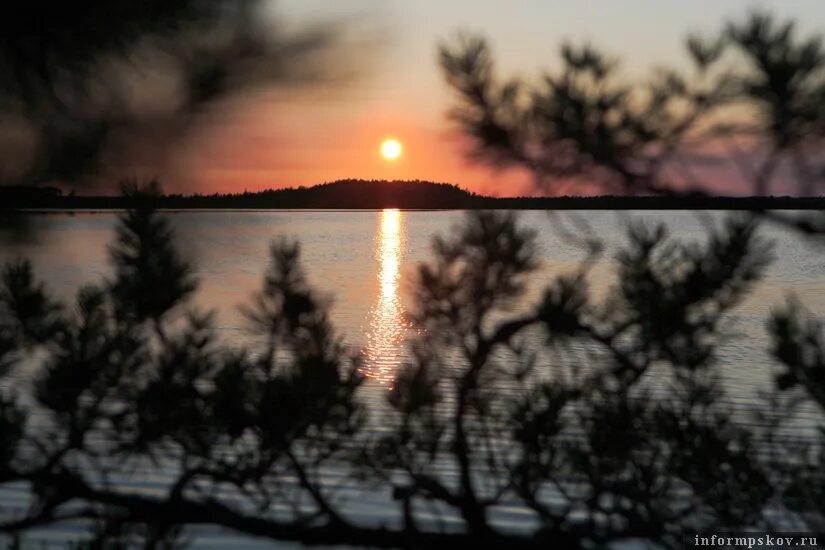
[0,197,374,547]
[367,211,785,546]
[440,11,825,233]
[435,10,825,541]
[1,9,825,549]
[769,300,825,531]
[1,199,822,547]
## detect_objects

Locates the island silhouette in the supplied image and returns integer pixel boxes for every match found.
[2,179,824,210]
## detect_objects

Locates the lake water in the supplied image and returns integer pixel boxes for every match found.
[1,210,824,546]
[4,210,824,387]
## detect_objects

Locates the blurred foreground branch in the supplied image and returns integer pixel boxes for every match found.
[1,202,823,547]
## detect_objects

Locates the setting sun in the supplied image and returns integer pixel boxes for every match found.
[380,138,403,161]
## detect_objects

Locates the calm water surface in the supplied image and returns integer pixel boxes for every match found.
[2,210,824,546]
[3,209,824,389]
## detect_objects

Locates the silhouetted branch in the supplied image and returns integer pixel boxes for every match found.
[440,11,825,235]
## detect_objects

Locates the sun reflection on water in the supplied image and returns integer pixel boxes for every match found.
[361,209,408,384]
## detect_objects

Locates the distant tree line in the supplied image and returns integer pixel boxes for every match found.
[3,180,825,211]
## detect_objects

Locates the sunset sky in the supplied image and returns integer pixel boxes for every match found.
[114,1,825,195]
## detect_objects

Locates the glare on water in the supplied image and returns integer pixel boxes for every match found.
[361,209,409,383]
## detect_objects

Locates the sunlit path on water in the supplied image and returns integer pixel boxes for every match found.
[361,209,410,384]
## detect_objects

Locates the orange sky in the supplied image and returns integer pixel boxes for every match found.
[161,0,825,195]
[2,1,823,196]
[177,94,534,196]
[111,0,825,197]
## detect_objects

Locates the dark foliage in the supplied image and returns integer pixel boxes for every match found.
[366,211,784,546]
[0,201,822,547]
[440,11,825,234]
[0,8,823,549]
[0,199,370,546]
[5,181,825,211]
[440,12,825,197]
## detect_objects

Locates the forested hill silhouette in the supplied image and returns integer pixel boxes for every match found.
[3,179,825,210]
[3,180,479,209]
